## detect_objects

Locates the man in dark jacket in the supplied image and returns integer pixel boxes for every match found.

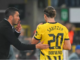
[0,7,49,59]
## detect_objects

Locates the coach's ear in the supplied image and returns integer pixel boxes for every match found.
[9,15,13,21]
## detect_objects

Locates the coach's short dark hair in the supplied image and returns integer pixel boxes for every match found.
[44,6,56,18]
[5,7,19,19]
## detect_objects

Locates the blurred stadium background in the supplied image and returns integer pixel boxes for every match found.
[0,0,80,60]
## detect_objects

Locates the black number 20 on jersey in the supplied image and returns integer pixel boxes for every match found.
[48,33,63,49]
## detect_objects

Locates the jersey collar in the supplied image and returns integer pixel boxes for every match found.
[48,22,57,24]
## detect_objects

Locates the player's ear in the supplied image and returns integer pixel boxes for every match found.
[54,14,56,18]
[44,14,47,19]
[44,14,48,22]
[44,14,45,20]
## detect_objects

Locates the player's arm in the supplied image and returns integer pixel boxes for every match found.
[32,36,40,44]
[63,40,71,50]
[32,24,49,49]
[31,25,42,44]
[63,28,71,50]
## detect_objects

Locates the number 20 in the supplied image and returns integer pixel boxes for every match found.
[48,33,63,49]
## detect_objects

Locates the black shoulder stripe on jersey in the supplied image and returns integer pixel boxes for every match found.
[64,38,69,40]
[34,37,41,40]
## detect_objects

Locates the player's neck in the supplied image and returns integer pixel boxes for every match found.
[47,18,55,23]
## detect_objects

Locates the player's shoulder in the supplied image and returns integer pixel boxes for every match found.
[36,24,44,30]
[57,22,64,26]
[37,23,48,30]
[57,22,68,30]
[38,23,47,27]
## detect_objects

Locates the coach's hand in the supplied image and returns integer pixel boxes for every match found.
[15,21,22,32]
[36,41,49,49]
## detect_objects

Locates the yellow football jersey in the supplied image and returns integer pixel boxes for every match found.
[34,22,69,60]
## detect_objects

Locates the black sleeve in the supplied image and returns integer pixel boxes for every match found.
[64,38,69,40]
[3,27,36,50]
[14,30,20,38]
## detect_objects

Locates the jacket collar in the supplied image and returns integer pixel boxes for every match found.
[4,18,13,29]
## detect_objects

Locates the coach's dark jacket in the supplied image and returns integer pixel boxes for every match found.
[0,19,35,59]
